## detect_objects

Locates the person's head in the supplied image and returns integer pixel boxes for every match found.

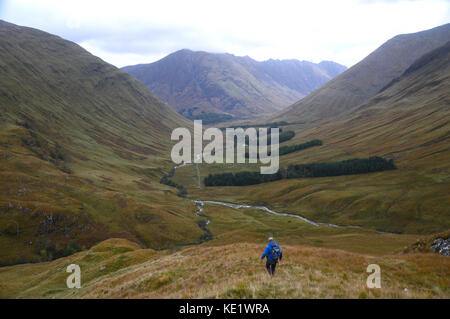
[268,237,274,243]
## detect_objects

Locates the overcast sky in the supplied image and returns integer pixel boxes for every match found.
[1,0,449,68]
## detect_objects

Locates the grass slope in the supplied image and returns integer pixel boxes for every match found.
[0,237,448,299]
[0,20,204,265]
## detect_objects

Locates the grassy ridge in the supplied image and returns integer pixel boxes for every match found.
[0,237,448,299]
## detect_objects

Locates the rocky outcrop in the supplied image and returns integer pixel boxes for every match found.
[430,238,450,256]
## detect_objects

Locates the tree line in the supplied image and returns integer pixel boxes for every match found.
[204,156,396,186]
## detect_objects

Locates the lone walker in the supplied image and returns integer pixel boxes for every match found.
[261,237,282,276]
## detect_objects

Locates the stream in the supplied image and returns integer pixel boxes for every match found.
[172,162,349,235]
[189,199,352,228]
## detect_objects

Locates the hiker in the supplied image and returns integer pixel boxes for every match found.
[261,237,282,276]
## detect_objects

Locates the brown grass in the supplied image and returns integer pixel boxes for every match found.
[0,238,448,299]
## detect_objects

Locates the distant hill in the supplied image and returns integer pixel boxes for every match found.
[272,23,450,123]
[122,50,346,122]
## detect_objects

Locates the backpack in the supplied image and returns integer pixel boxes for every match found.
[271,245,281,262]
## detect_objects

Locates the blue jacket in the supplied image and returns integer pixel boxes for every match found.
[261,241,282,262]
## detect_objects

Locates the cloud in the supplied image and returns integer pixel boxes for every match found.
[1,0,449,67]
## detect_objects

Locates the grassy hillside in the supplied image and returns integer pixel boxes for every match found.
[122,49,346,120]
[0,237,448,299]
[272,23,450,123]
[0,20,206,265]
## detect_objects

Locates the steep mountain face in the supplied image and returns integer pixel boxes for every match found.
[0,20,201,266]
[272,23,450,123]
[331,40,450,166]
[122,50,346,121]
[0,20,188,153]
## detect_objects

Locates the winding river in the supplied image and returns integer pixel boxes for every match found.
[173,162,348,232]
[189,199,351,228]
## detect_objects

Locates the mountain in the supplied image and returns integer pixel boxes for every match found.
[0,20,189,159]
[122,50,346,122]
[0,20,201,265]
[272,23,450,123]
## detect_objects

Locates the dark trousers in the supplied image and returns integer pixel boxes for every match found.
[265,260,277,275]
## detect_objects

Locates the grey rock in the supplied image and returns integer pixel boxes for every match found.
[430,238,450,256]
